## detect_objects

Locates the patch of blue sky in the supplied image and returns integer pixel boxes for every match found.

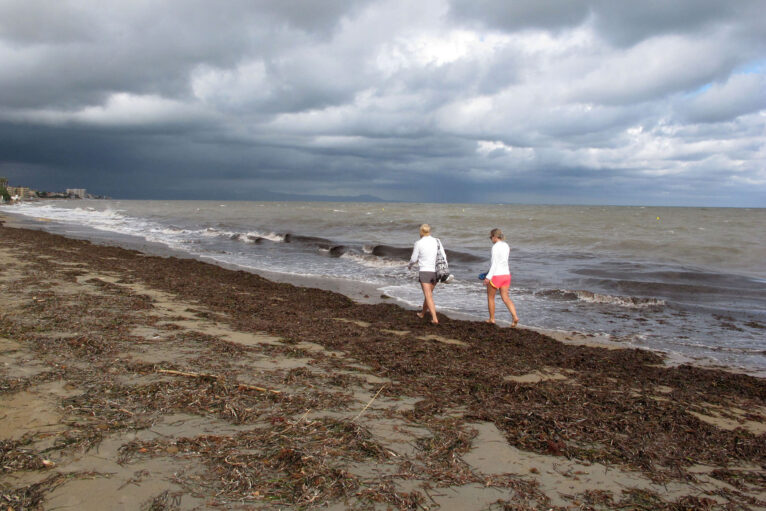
[738,59,766,75]
[683,82,712,98]
[683,60,765,99]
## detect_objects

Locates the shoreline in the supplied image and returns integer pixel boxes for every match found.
[1,213,766,508]
[0,209,393,304]
[3,208,761,378]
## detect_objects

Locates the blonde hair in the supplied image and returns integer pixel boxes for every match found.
[490,228,504,240]
[419,224,431,236]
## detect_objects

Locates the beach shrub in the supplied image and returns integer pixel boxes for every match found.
[0,187,9,201]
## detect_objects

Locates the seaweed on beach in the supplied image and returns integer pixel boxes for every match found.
[558,488,761,511]
[1,223,766,509]
[58,362,356,439]
[616,489,720,510]
[119,417,397,507]
[472,379,766,477]
[413,417,477,485]
[0,375,27,395]
[710,468,766,490]
[0,440,53,473]
[140,490,184,511]
[0,473,107,511]
[0,473,68,511]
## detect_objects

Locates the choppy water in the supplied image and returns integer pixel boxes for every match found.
[5,200,765,375]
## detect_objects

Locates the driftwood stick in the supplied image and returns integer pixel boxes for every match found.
[352,384,387,422]
[157,369,215,379]
[237,383,282,394]
[156,368,281,394]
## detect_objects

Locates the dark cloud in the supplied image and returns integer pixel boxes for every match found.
[448,0,591,33]
[448,0,766,48]
[591,1,766,48]
[0,0,370,110]
[676,74,766,124]
[0,0,764,206]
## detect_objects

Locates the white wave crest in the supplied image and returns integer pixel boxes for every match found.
[7,202,195,250]
[10,203,128,227]
[575,290,665,308]
[202,227,232,237]
[229,230,284,243]
[257,231,285,242]
[341,252,406,269]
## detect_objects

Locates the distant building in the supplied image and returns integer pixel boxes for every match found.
[7,186,35,199]
[66,188,87,198]
[38,191,69,199]
[0,177,8,189]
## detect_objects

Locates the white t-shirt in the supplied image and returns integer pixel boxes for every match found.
[408,235,447,272]
[486,240,510,279]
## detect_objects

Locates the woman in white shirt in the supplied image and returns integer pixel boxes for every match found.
[483,228,519,327]
[408,223,447,324]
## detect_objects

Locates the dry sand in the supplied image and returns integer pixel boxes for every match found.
[1,213,765,510]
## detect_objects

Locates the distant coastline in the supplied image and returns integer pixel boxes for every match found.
[0,178,109,202]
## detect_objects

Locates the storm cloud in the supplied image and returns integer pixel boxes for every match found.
[1,0,764,205]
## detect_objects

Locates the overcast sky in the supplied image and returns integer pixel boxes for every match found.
[1,0,764,206]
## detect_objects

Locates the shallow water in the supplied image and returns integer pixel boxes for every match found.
[5,200,765,375]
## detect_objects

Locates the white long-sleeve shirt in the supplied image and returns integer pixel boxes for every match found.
[408,235,447,272]
[486,240,510,279]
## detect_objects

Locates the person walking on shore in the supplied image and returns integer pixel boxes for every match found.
[408,224,447,324]
[484,228,519,327]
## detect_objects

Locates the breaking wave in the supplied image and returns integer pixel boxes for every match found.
[341,252,407,268]
[536,288,665,308]
[229,231,284,243]
[366,244,483,263]
[318,245,349,257]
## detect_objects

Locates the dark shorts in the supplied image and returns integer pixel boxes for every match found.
[419,271,437,284]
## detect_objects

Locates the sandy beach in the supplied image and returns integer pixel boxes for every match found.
[1,213,765,510]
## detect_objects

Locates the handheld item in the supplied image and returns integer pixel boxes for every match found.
[435,239,450,282]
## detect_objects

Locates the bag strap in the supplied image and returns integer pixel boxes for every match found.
[435,239,446,263]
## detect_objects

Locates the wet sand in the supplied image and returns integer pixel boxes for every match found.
[1,213,765,510]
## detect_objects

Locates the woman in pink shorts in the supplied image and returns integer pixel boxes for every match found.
[483,228,519,327]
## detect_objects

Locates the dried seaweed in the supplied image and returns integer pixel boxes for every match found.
[1,222,765,510]
[710,468,766,490]
[120,417,395,507]
[0,440,53,473]
[140,490,183,511]
[0,473,68,510]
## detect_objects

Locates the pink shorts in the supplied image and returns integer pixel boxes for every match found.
[490,275,511,288]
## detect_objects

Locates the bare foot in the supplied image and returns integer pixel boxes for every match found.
[416,311,425,319]
[511,318,519,328]
[485,319,495,324]
[431,320,439,325]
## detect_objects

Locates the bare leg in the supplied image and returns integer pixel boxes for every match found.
[500,286,519,327]
[486,284,497,323]
[417,279,428,318]
[419,293,430,317]
[418,293,427,318]
[420,282,438,323]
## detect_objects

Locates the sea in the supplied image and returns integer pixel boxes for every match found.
[4,200,765,376]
